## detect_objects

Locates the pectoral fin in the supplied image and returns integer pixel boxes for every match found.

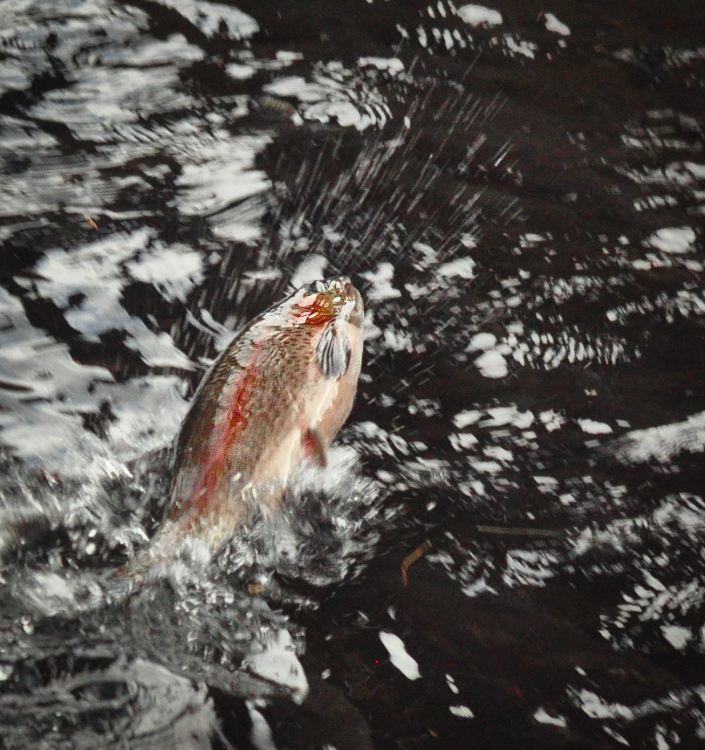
[302,427,328,468]
[316,322,351,380]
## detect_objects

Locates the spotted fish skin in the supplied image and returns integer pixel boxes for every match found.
[132,277,364,567]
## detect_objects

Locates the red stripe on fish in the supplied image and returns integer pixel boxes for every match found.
[187,352,261,521]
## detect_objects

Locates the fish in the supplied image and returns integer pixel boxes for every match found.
[126,276,364,572]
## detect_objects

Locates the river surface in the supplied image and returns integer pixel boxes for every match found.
[1,1,704,748]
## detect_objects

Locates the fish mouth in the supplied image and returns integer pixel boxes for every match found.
[296,276,364,327]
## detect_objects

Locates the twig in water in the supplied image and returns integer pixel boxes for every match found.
[401,540,432,586]
[476,525,568,539]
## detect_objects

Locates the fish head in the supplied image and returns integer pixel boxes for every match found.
[293,276,364,329]
[290,276,364,380]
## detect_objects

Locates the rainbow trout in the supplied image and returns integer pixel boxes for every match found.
[129,276,363,570]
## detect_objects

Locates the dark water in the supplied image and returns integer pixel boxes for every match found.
[1,1,705,748]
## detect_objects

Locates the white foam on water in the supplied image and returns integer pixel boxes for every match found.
[242,630,309,704]
[1,1,148,82]
[470,459,502,474]
[570,689,634,720]
[569,493,705,655]
[522,233,547,244]
[154,0,258,39]
[0,373,186,476]
[461,575,498,597]
[612,411,705,463]
[661,625,692,650]
[263,75,309,97]
[358,57,404,75]
[457,4,502,26]
[0,150,133,219]
[94,376,187,460]
[209,195,270,242]
[263,63,392,130]
[0,115,57,152]
[503,549,559,587]
[483,446,513,462]
[540,410,565,432]
[382,326,414,352]
[29,67,191,141]
[361,262,402,301]
[310,101,363,128]
[606,284,705,324]
[32,230,190,370]
[436,257,476,279]
[226,63,255,79]
[468,333,496,351]
[484,406,534,429]
[617,162,702,186]
[0,288,115,467]
[571,493,705,564]
[276,51,304,63]
[120,659,217,740]
[18,570,105,617]
[614,125,705,220]
[474,309,631,373]
[379,631,421,680]
[466,334,508,378]
[534,707,568,727]
[449,432,479,450]
[474,349,508,378]
[290,255,328,288]
[534,475,559,490]
[646,227,696,254]
[685,162,705,179]
[0,56,31,94]
[173,134,272,216]
[603,727,630,745]
[504,34,537,59]
[445,673,459,693]
[0,288,113,405]
[632,259,652,270]
[413,242,438,270]
[0,4,271,230]
[652,494,705,542]
[124,319,193,370]
[92,32,205,67]
[454,409,482,428]
[577,419,613,435]
[1,224,198,470]
[247,704,279,750]
[126,243,204,302]
[544,13,570,36]
[399,457,450,491]
[0,405,100,469]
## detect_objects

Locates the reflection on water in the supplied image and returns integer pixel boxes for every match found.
[1,0,705,747]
